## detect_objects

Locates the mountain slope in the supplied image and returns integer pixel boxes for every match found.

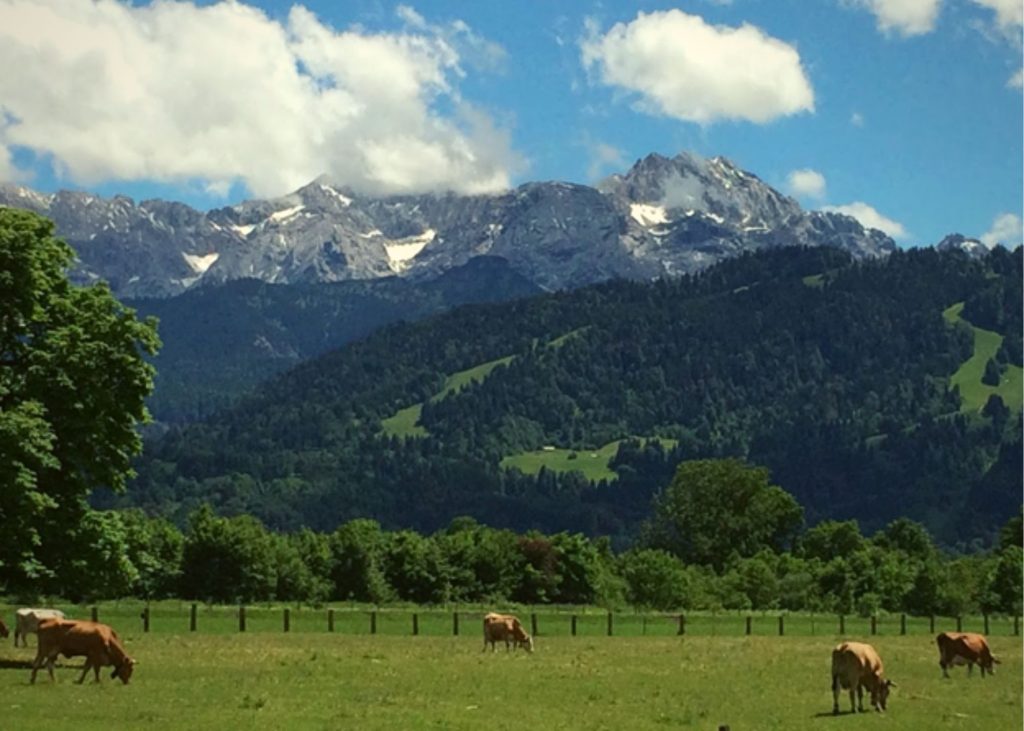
[116,246,1022,545]
[1,152,895,298]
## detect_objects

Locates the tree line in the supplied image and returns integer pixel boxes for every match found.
[20,460,1022,619]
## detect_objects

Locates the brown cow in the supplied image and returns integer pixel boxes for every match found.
[0,617,8,639]
[831,641,894,714]
[30,619,135,685]
[937,632,1000,677]
[483,612,534,652]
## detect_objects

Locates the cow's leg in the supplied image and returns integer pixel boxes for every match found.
[29,653,45,684]
[855,684,864,713]
[76,659,94,685]
[967,663,974,677]
[940,661,949,678]
[831,675,841,715]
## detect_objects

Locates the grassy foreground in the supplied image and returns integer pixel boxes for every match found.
[1,631,1019,730]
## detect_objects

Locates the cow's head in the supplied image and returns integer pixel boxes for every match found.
[517,635,534,653]
[877,679,895,710]
[111,657,136,684]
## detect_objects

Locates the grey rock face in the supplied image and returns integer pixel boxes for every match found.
[935,233,991,258]
[0,152,896,298]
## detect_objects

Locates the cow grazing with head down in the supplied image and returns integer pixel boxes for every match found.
[831,641,894,714]
[483,612,533,653]
[937,632,1000,678]
[30,619,135,685]
[15,608,66,647]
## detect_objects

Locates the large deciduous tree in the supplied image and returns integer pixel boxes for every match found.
[644,459,804,569]
[0,209,159,592]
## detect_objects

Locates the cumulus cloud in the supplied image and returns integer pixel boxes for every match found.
[822,201,908,239]
[969,0,1023,33]
[584,140,627,180]
[1010,68,1024,89]
[580,10,814,124]
[849,0,942,36]
[980,212,1023,248]
[786,169,827,200]
[0,0,521,198]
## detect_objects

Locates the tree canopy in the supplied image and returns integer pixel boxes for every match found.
[0,208,159,592]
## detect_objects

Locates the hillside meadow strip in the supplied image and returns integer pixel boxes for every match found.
[1,631,1020,731]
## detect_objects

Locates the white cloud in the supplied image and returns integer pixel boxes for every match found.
[786,169,828,200]
[584,140,627,180]
[0,1,521,198]
[580,10,814,124]
[1010,68,1024,89]
[850,0,942,36]
[822,201,908,239]
[850,111,866,127]
[969,0,1023,32]
[980,212,1023,248]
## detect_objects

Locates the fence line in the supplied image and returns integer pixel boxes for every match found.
[52,605,1023,638]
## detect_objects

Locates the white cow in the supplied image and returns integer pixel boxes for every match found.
[15,608,66,647]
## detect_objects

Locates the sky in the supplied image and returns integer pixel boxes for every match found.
[0,0,1021,248]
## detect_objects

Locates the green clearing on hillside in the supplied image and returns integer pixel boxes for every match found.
[943,302,1023,414]
[380,356,513,438]
[501,437,678,482]
[380,327,586,439]
[2,629,1019,731]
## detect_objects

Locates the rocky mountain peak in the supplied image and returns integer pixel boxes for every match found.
[0,151,897,298]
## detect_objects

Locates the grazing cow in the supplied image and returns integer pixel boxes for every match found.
[831,641,894,714]
[14,608,66,647]
[483,612,534,652]
[30,619,135,685]
[0,617,8,639]
[937,632,1000,678]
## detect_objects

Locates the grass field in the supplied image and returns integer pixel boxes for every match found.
[1,626,1019,730]
[943,302,1023,414]
[501,437,678,481]
[380,356,514,438]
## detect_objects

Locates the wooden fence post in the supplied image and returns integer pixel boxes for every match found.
[678,615,686,636]
[239,606,246,633]
[607,612,613,637]
[283,608,290,633]
[839,615,845,635]
[900,614,906,636]
[778,615,784,636]
[328,609,334,633]
[983,614,990,635]
[929,616,935,634]
[745,616,752,635]
[571,615,577,637]
[871,616,877,635]
[190,603,197,632]
[370,611,377,635]
[412,613,419,636]
[956,616,962,632]
[453,611,459,636]
[91,606,98,622]
[531,613,538,637]
[142,606,150,633]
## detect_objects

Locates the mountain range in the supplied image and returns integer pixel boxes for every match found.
[0,152,897,299]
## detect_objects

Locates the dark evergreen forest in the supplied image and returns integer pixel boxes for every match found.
[111,246,1022,547]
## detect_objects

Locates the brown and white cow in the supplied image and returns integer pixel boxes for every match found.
[937,632,1000,678]
[483,612,534,652]
[15,608,66,647]
[831,641,894,714]
[30,619,135,685]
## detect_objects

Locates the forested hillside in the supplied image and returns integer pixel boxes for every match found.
[114,246,1023,546]
[129,256,542,423]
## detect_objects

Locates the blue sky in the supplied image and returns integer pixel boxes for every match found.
[0,0,1021,247]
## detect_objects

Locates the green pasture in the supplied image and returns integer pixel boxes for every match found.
[943,302,1023,414]
[501,437,678,481]
[1,620,1019,731]
[380,356,514,438]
